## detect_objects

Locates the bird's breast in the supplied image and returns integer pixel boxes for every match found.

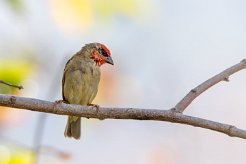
[63,58,101,105]
[78,62,100,104]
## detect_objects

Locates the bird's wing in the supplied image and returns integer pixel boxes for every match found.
[62,57,96,105]
[62,56,78,103]
[63,68,85,104]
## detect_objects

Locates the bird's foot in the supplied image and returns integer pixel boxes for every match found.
[55,100,67,104]
[88,103,100,113]
[53,100,67,111]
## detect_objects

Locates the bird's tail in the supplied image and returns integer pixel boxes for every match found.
[64,116,81,139]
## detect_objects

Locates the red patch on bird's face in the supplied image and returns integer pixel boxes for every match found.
[91,43,111,67]
[97,43,111,57]
[91,49,105,67]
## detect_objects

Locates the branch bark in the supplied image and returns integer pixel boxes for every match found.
[0,94,246,139]
[174,59,246,113]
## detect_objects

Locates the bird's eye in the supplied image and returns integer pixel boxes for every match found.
[98,48,108,57]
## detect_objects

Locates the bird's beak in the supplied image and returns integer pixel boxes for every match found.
[104,56,114,65]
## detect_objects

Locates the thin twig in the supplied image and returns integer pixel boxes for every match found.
[0,94,245,139]
[0,80,23,90]
[174,59,246,113]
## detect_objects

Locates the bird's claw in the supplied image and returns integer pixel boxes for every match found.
[88,104,100,113]
[55,100,67,104]
[53,100,67,111]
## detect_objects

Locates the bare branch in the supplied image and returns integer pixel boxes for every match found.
[174,59,246,113]
[0,94,246,139]
[0,80,23,90]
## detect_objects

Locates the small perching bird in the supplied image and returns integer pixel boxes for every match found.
[62,43,114,139]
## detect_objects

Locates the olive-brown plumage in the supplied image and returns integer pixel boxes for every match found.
[62,43,113,139]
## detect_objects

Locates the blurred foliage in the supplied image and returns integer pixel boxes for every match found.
[95,0,138,19]
[0,144,34,164]
[0,59,33,94]
[6,0,23,13]
[0,143,72,164]
[50,0,141,33]
[50,0,92,32]
[8,151,33,164]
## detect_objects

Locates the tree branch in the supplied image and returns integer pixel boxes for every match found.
[0,80,23,90]
[0,60,246,140]
[0,94,246,139]
[174,59,246,113]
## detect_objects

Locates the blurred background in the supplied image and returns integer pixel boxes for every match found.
[0,0,246,163]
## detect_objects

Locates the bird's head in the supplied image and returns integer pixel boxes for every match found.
[84,43,114,67]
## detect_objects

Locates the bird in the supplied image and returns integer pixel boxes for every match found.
[62,43,114,139]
